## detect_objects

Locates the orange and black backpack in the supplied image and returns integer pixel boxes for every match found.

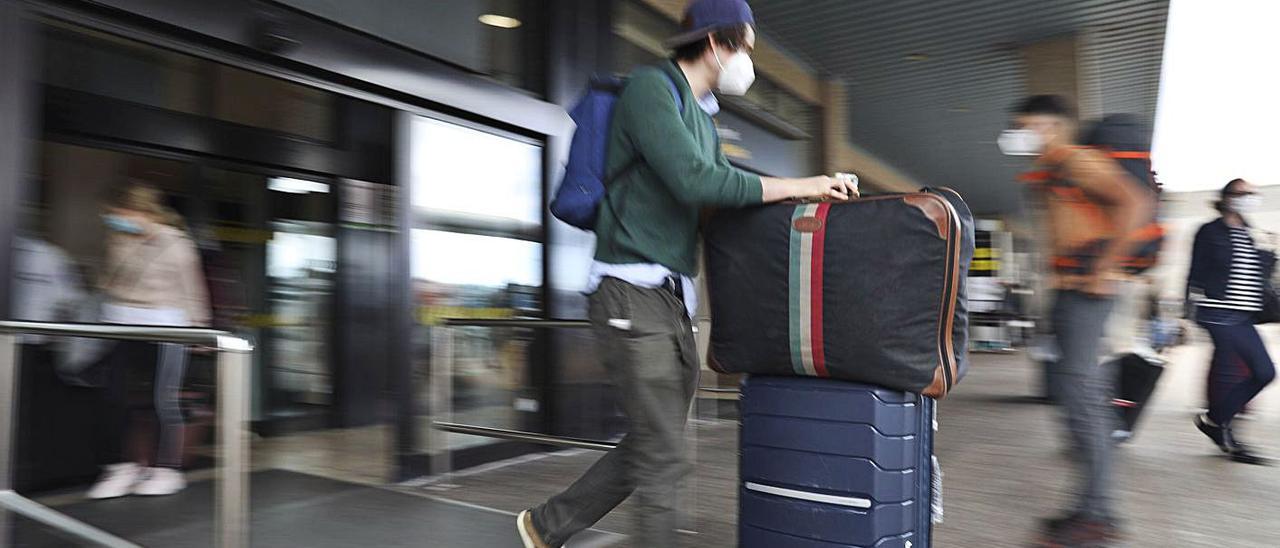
[1021,114,1164,275]
[1082,113,1164,274]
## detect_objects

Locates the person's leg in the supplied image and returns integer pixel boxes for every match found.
[88,341,146,499]
[95,342,131,466]
[532,280,696,547]
[1208,325,1275,426]
[1203,324,1237,426]
[151,343,189,469]
[128,342,190,495]
[529,290,641,545]
[1049,290,1117,521]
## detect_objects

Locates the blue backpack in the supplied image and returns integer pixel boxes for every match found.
[550,73,681,230]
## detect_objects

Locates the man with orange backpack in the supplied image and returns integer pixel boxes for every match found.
[1001,95,1155,547]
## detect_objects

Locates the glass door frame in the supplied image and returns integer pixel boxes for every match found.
[396,109,556,476]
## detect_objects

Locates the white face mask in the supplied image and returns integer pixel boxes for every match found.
[1230,195,1262,215]
[997,129,1045,157]
[714,47,755,96]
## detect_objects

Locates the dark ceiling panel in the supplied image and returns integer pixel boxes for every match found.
[751,0,1170,215]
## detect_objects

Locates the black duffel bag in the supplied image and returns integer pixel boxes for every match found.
[705,188,975,398]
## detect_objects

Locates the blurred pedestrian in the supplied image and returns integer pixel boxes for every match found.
[1002,95,1151,546]
[1187,179,1275,465]
[13,235,84,344]
[87,182,211,499]
[516,0,856,546]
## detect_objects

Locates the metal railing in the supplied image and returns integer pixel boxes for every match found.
[440,318,591,329]
[432,422,617,452]
[428,318,597,469]
[0,321,253,548]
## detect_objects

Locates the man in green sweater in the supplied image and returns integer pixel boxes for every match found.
[518,1,856,546]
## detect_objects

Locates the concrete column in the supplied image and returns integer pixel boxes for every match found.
[0,0,38,320]
[819,79,918,193]
[1019,33,1102,120]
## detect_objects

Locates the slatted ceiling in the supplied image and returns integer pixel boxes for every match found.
[749,0,1169,214]
[853,55,1024,99]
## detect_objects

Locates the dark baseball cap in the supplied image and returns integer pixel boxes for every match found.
[663,0,756,49]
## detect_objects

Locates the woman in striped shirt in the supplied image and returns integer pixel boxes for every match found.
[1187,179,1276,465]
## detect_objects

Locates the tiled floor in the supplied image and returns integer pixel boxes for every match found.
[250,424,393,486]
[40,339,1273,546]
[417,342,1280,548]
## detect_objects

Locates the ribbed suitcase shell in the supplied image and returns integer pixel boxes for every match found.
[739,377,935,548]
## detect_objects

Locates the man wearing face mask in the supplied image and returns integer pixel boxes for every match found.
[516,1,856,547]
[1001,95,1151,547]
[1187,179,1275,466]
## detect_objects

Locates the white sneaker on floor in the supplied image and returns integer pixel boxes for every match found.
[516,510,563,548]
[87,463,142,500]
[132,467,187,496]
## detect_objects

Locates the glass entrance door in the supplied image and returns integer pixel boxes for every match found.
[264,179,337,423]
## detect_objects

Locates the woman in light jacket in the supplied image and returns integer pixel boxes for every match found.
[1186,178,1275,465]
[88,182,211,499]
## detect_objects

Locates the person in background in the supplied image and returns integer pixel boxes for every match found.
[87,182,211,499]
[1187,179,1275,465]
[12,235,84,345]
[1001,95,1151,546]
[516,0,856,546]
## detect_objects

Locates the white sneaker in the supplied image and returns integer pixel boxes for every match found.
[132,467,187,496]
[87,463,142,500]
[516,510,563,548]
[517,510,540,548]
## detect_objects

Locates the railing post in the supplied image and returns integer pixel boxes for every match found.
[428,325,455,478]
[216,336,251,548]
[0,333,19,541]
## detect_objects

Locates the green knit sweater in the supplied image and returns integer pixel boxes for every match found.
[593,61,764,275]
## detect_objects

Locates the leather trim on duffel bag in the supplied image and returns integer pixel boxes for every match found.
[903,195,951,239]
[909,191,964,398]
[933,188,969,394]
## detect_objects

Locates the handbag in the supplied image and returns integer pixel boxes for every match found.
[1256,283,1280,325]
[53,292,113,386]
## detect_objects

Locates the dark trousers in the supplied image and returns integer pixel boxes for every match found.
[97,341,189,469]
[1050,290,1117,520]
[533,278,699,547]
[1202,321,1276,426]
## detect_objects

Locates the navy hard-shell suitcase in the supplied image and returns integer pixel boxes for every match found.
[739,376,938,548]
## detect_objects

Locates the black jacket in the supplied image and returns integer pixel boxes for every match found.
[1187,218,1276,303]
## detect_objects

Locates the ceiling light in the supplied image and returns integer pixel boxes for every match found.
[905,53,930,62]
[479,14,522,29]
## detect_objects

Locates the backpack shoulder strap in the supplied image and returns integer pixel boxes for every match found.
[663,73,682,114]
[605,71,686,186]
